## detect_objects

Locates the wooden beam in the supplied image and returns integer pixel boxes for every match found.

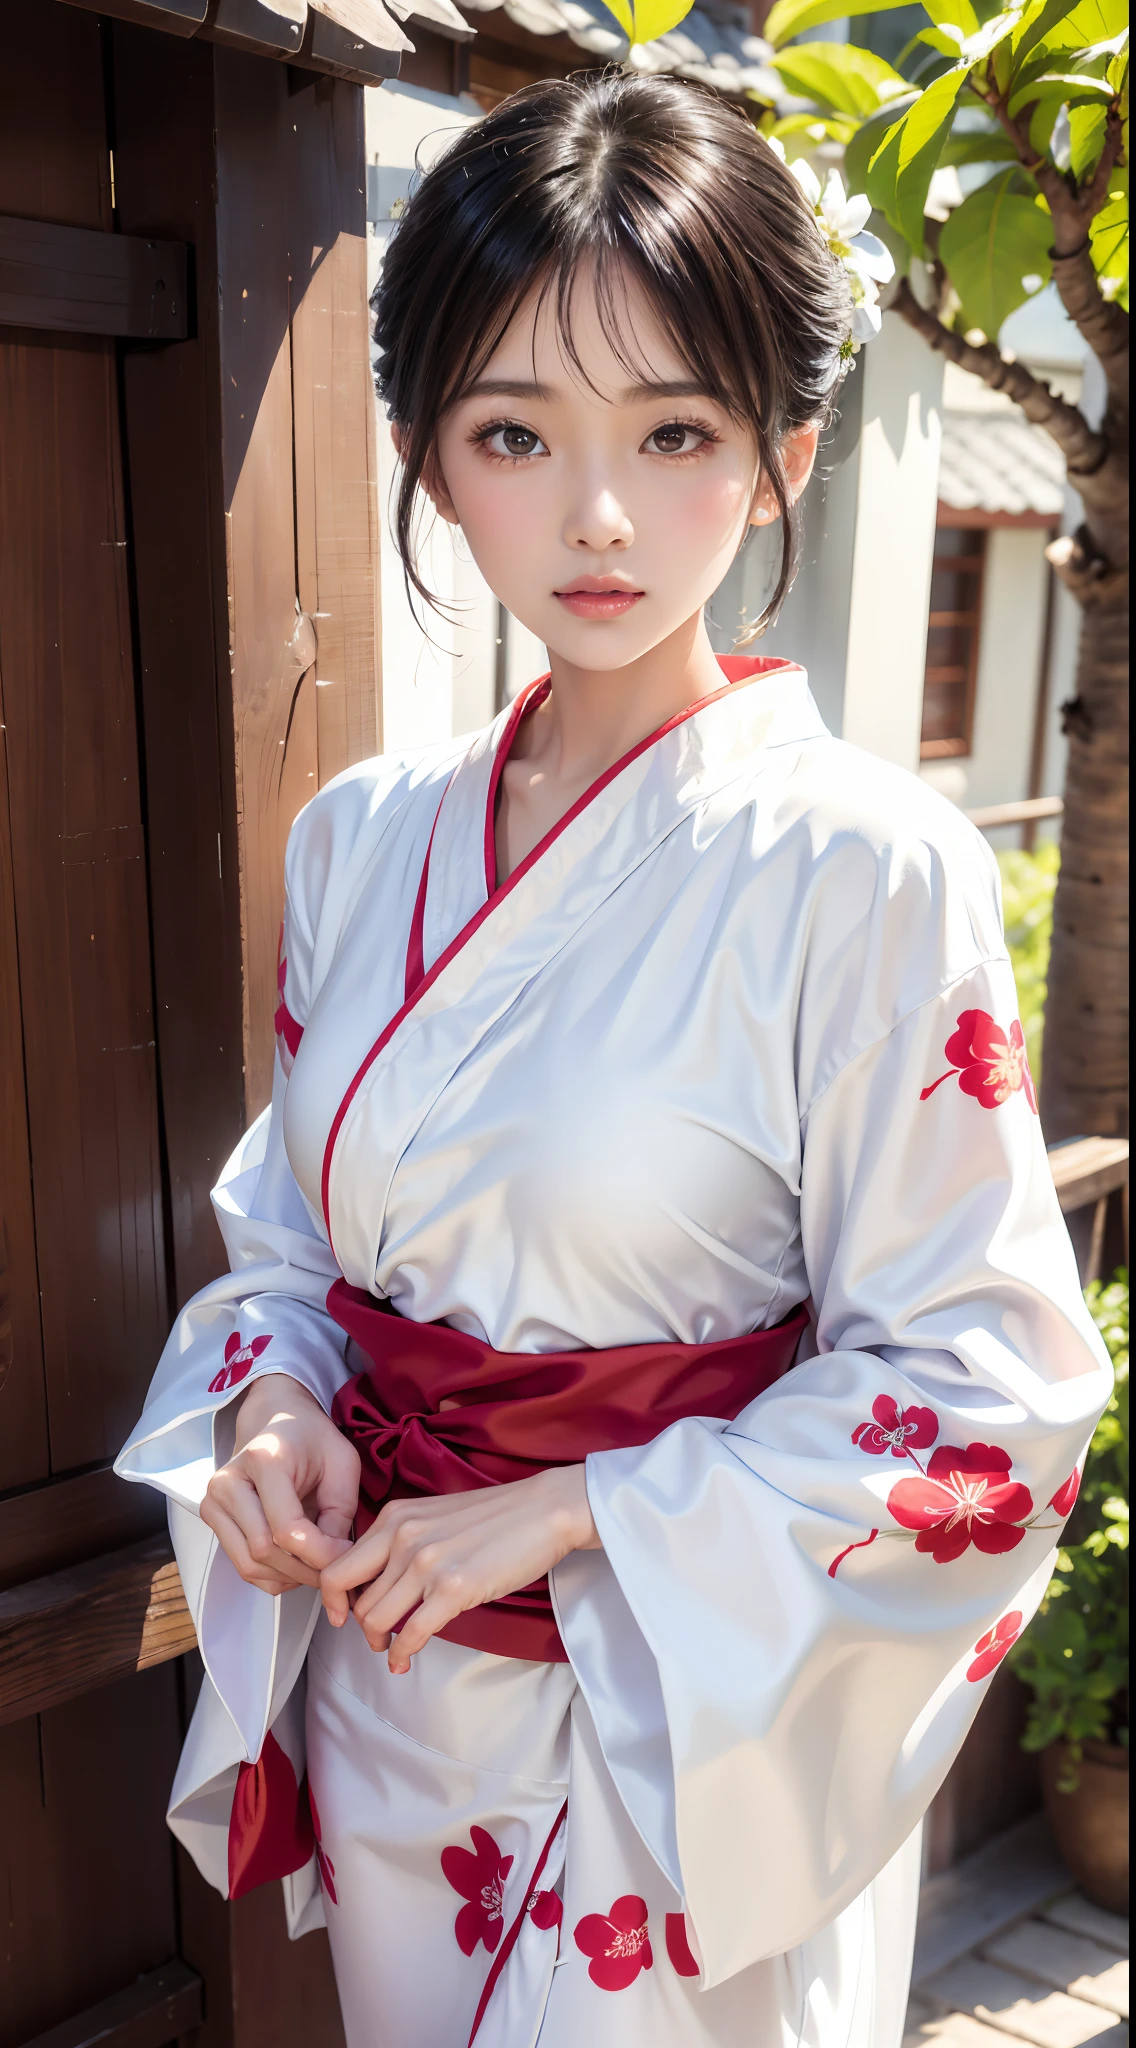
[0,1536,196,1728]
[0,1465,164,1595]
[17,1959,202,2048]
[0,216,187,340]
[966,796,1064,831]
[1047,1135,1130,1216]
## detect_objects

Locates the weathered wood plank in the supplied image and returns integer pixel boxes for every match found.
[1048,1136,1129,1216]
[17,1958,202,2048]
[0,1464,164,1594]
[289,70,382,785]
[0,1536,196,1727]
[0,216,187,340]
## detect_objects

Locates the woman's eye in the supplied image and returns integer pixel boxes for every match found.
[644,423,707,456]
[484,423,546,459]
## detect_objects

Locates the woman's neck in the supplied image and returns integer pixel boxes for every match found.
[513,609,722,786]
[494,609,725,885]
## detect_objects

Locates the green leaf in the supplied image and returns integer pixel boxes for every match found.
[867,63,968,249]
[1008,70,1116,115]
[843,94,919,191]
[940,126,1020,162]
[764,0,912,51]
[769,41,913,115]
[764,110,859,142]
[599,0,695,42]
[1014,0,1128,71]
[921,0,981,35]
[939,165,1055,332]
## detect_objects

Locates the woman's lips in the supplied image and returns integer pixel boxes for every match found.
[554,586,645,618]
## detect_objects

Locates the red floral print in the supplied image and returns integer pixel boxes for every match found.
[665,1913,700,1978]
[209,1330,272,1394]
[967,1610,1024,1682]
[921,1009,1037,1114]
[527,1888,563,1932]
[852,1396,939,1459]
[574,1895,653,1991]
[308,1783,337,1904]
[1050,1470,1081,1518]
[274,928,303,1062]
[441,1826,514,1956]
[888,1444,1034,1562]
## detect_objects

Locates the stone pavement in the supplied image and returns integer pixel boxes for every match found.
[905,1816,1129,2048]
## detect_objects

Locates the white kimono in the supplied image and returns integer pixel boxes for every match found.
[116,659,1110,2048]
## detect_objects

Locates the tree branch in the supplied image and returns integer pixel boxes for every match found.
[959,88,1129,402]
[1050,243,1130,396]
[892,279,1108,475]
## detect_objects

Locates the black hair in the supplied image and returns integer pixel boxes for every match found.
[373,69,853,635]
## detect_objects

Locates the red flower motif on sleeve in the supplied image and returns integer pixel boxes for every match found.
[920,1009,1037,1113]
[527,1888,563,1932]
[441,1826,514,1956]
[574,1896,653,1990]
[1050,1470,1081,1518]
[665,1913,700,1978]
[852,1396,939,1458]
[209,1331,272,1394]
[887,1444,1034,1562]
[308,1783,338,1904]
[274,926,303,1063]
[967,1610,1024,1682]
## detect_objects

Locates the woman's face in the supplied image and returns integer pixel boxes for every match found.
[426,266,818,671]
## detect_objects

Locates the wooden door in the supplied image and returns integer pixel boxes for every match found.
[0,6,376,2042]
[0,6,186,2040]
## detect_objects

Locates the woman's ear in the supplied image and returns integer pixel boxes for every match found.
[389,421,460,527]
[748,422,821,526]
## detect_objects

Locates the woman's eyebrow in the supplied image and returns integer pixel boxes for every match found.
[461,376,716,405]
[463,378,552,402]
[620,378,714,402]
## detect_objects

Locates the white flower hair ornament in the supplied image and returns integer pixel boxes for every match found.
[767,141,895,358]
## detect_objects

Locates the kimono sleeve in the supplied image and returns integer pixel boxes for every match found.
[552,955,1112,1989]
[114,829,353,1770]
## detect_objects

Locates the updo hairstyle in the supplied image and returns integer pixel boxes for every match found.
[373,70,853,633]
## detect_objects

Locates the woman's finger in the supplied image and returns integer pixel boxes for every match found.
[387,1586,466,1672]
[200,1496,297,1595]
[320,1521,396,1623]
[209,1469,322,1588]
[250,1455,346,1573]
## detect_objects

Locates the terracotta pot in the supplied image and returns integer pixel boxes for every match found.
[1040,1740,1129,1915]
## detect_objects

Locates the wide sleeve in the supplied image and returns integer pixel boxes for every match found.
[551,954,1112,1989]
[114,834,353,1769]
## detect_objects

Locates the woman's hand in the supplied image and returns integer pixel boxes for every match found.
[201,1373,360,1596]
[319,1467,600,1673]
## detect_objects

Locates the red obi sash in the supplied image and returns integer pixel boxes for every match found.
[328,1278,810,1663]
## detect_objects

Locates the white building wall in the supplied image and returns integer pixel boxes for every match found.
[714,311,944,773]
[367,81,501,750]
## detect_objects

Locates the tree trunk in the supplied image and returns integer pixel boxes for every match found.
[1041,576,1130,1140]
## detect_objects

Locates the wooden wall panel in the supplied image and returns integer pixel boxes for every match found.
[112,31,248,1309]
[0,1664,181,2048]
[0,4,169,1475]
[0,328,169,1472]
[214,54,321,1120]
[290,83,383,785]
[211,55,381,1120]
[0,0,111,1493]
[0,684,48,1491]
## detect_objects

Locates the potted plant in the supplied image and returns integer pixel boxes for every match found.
[1010,1269,1129,1913]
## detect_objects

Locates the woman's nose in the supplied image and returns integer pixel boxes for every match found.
[563,482,634,553]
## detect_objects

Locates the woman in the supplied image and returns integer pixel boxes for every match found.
[117,72,1110,2048]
